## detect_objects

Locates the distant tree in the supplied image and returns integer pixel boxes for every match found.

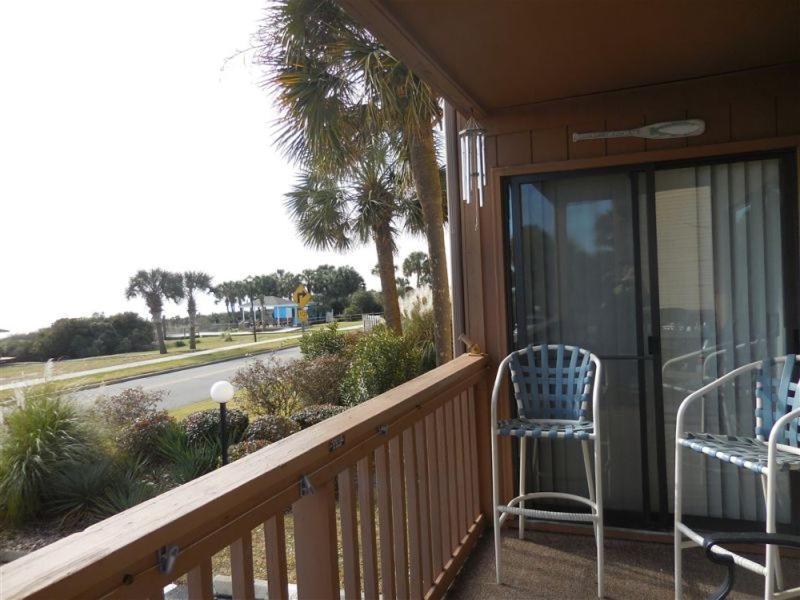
[241,277,261,341]
[253,274,279,324]
[274,269,301,299]
[212,281,240,326]
[302,265,365,314]
[182,271,213,350]
[125,269,184,354]
[402,251,431,287]
[396,276,414,298]
[346,290,383,317]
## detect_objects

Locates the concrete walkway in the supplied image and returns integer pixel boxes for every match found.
[1,324,361,391]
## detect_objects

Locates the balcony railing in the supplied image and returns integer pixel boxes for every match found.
[2,353,490,600]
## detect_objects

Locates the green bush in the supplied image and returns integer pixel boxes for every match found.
[0,387,96,524]
[245,415,300,443]
[44,457,157,527]
[402,298,436,372]
[341,326,421,406]
[231,358,299,417]
[228,439,269,461]
[182,408,248,446]
[174,339,186,347]
[344,290,382,318]
[118,411,178,463]
[289,354,350,407]
[299,323,346,358]
[95,386,163,431]
[290,404,347,429]
[0,312,154,361]
[156,426,220,485]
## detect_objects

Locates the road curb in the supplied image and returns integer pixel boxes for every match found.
[42,344,301,395]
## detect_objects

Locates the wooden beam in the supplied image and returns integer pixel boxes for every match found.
[336,0,485,116]
[293,481,339,599]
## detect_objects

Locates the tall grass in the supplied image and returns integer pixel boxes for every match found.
[0,385,95,524]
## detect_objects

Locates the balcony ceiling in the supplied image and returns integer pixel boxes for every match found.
[339,0,800,116]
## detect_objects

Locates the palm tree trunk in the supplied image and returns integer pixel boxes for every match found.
[408,125,454,364]
[152,310,167,354]
[188,295,197,351]
[374,219,402,334]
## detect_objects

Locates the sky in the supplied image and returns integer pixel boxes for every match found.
[0,0,430,335]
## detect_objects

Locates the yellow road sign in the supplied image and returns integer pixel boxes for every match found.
[292,284,312,308]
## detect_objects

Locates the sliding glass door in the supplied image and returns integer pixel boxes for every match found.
[505,152,797,527]
[656,157,795,526]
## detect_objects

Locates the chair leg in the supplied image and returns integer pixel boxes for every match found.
[491,427,502,585]
[761,474,783,594]
[593,437,604,598]
[519,436,527,540]
[675,439,683,600]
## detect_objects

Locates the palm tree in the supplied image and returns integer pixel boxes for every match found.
[403,251,431,287]
[286,140,415,333]
[241,277,261,341]
[258,0,453,363]
[212,281,239,327]
[253,274,279,325]
[182,271,213,350]
[125,269,184,354]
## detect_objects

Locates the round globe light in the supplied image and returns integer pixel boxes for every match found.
[210,380,235,404]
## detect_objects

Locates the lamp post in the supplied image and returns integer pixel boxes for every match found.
[210,380,234,465]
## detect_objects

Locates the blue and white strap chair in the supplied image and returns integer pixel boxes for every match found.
[490,344,604,597]
[675,355,800,599]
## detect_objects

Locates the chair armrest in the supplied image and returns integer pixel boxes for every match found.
[675,360,763,438]
[702,532,800,600]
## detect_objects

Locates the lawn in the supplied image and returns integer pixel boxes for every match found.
[0,325,334,384]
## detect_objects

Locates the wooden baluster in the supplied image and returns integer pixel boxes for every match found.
[435,406,451,561]
[403,428,422,600]
[264,515,289,600]
[338,467,361,600]
[357,456,379,600]
[389,435,409,599]
[375,445,395,599]
[460,391,475,525]
[187,558,214,600]
[425,412,443,578]
[293,479,339,599]
[230,534,256,600]
[453,393,468,535]
[445,399,459,550]
[467,386,481,518]
[414,420,433,595]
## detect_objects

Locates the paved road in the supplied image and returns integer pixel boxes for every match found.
[72,346,302,411]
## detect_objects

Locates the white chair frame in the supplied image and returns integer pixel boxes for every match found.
[674,356,800,600]
[490,345,604,597]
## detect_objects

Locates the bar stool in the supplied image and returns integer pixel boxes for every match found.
[490,344,604,597]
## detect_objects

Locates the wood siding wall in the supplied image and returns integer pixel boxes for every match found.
[456,63,800,503]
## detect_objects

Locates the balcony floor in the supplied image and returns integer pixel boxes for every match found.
[448,528,800,599]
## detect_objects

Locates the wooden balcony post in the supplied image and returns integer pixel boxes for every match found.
[293,479,339,599]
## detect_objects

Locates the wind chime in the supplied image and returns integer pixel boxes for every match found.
[458,115,486,208]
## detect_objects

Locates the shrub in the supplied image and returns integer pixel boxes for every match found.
[44,457,157,527]
[231,358,299,417]
[0,387,96,524]
[0,312,154,361]
[402,299,436,372]
[174,339,186,347]
[182,408,248,446]
[228,439,269,462]
[95,387,163,431]
[299,323,346,358]
[156,426,220,485]
[290,404,346,429]
[118,411,178,463]
[341,327,421,406]
[221,331,233,342]
[289,354,350,407]
[245,415,299,443]
[345,290,382,318]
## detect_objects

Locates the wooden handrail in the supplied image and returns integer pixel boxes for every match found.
[2,353,489,600]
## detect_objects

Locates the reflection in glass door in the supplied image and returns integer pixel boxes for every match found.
[507,172,649,518]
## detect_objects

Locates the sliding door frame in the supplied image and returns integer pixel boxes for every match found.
[503,149,799,532]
